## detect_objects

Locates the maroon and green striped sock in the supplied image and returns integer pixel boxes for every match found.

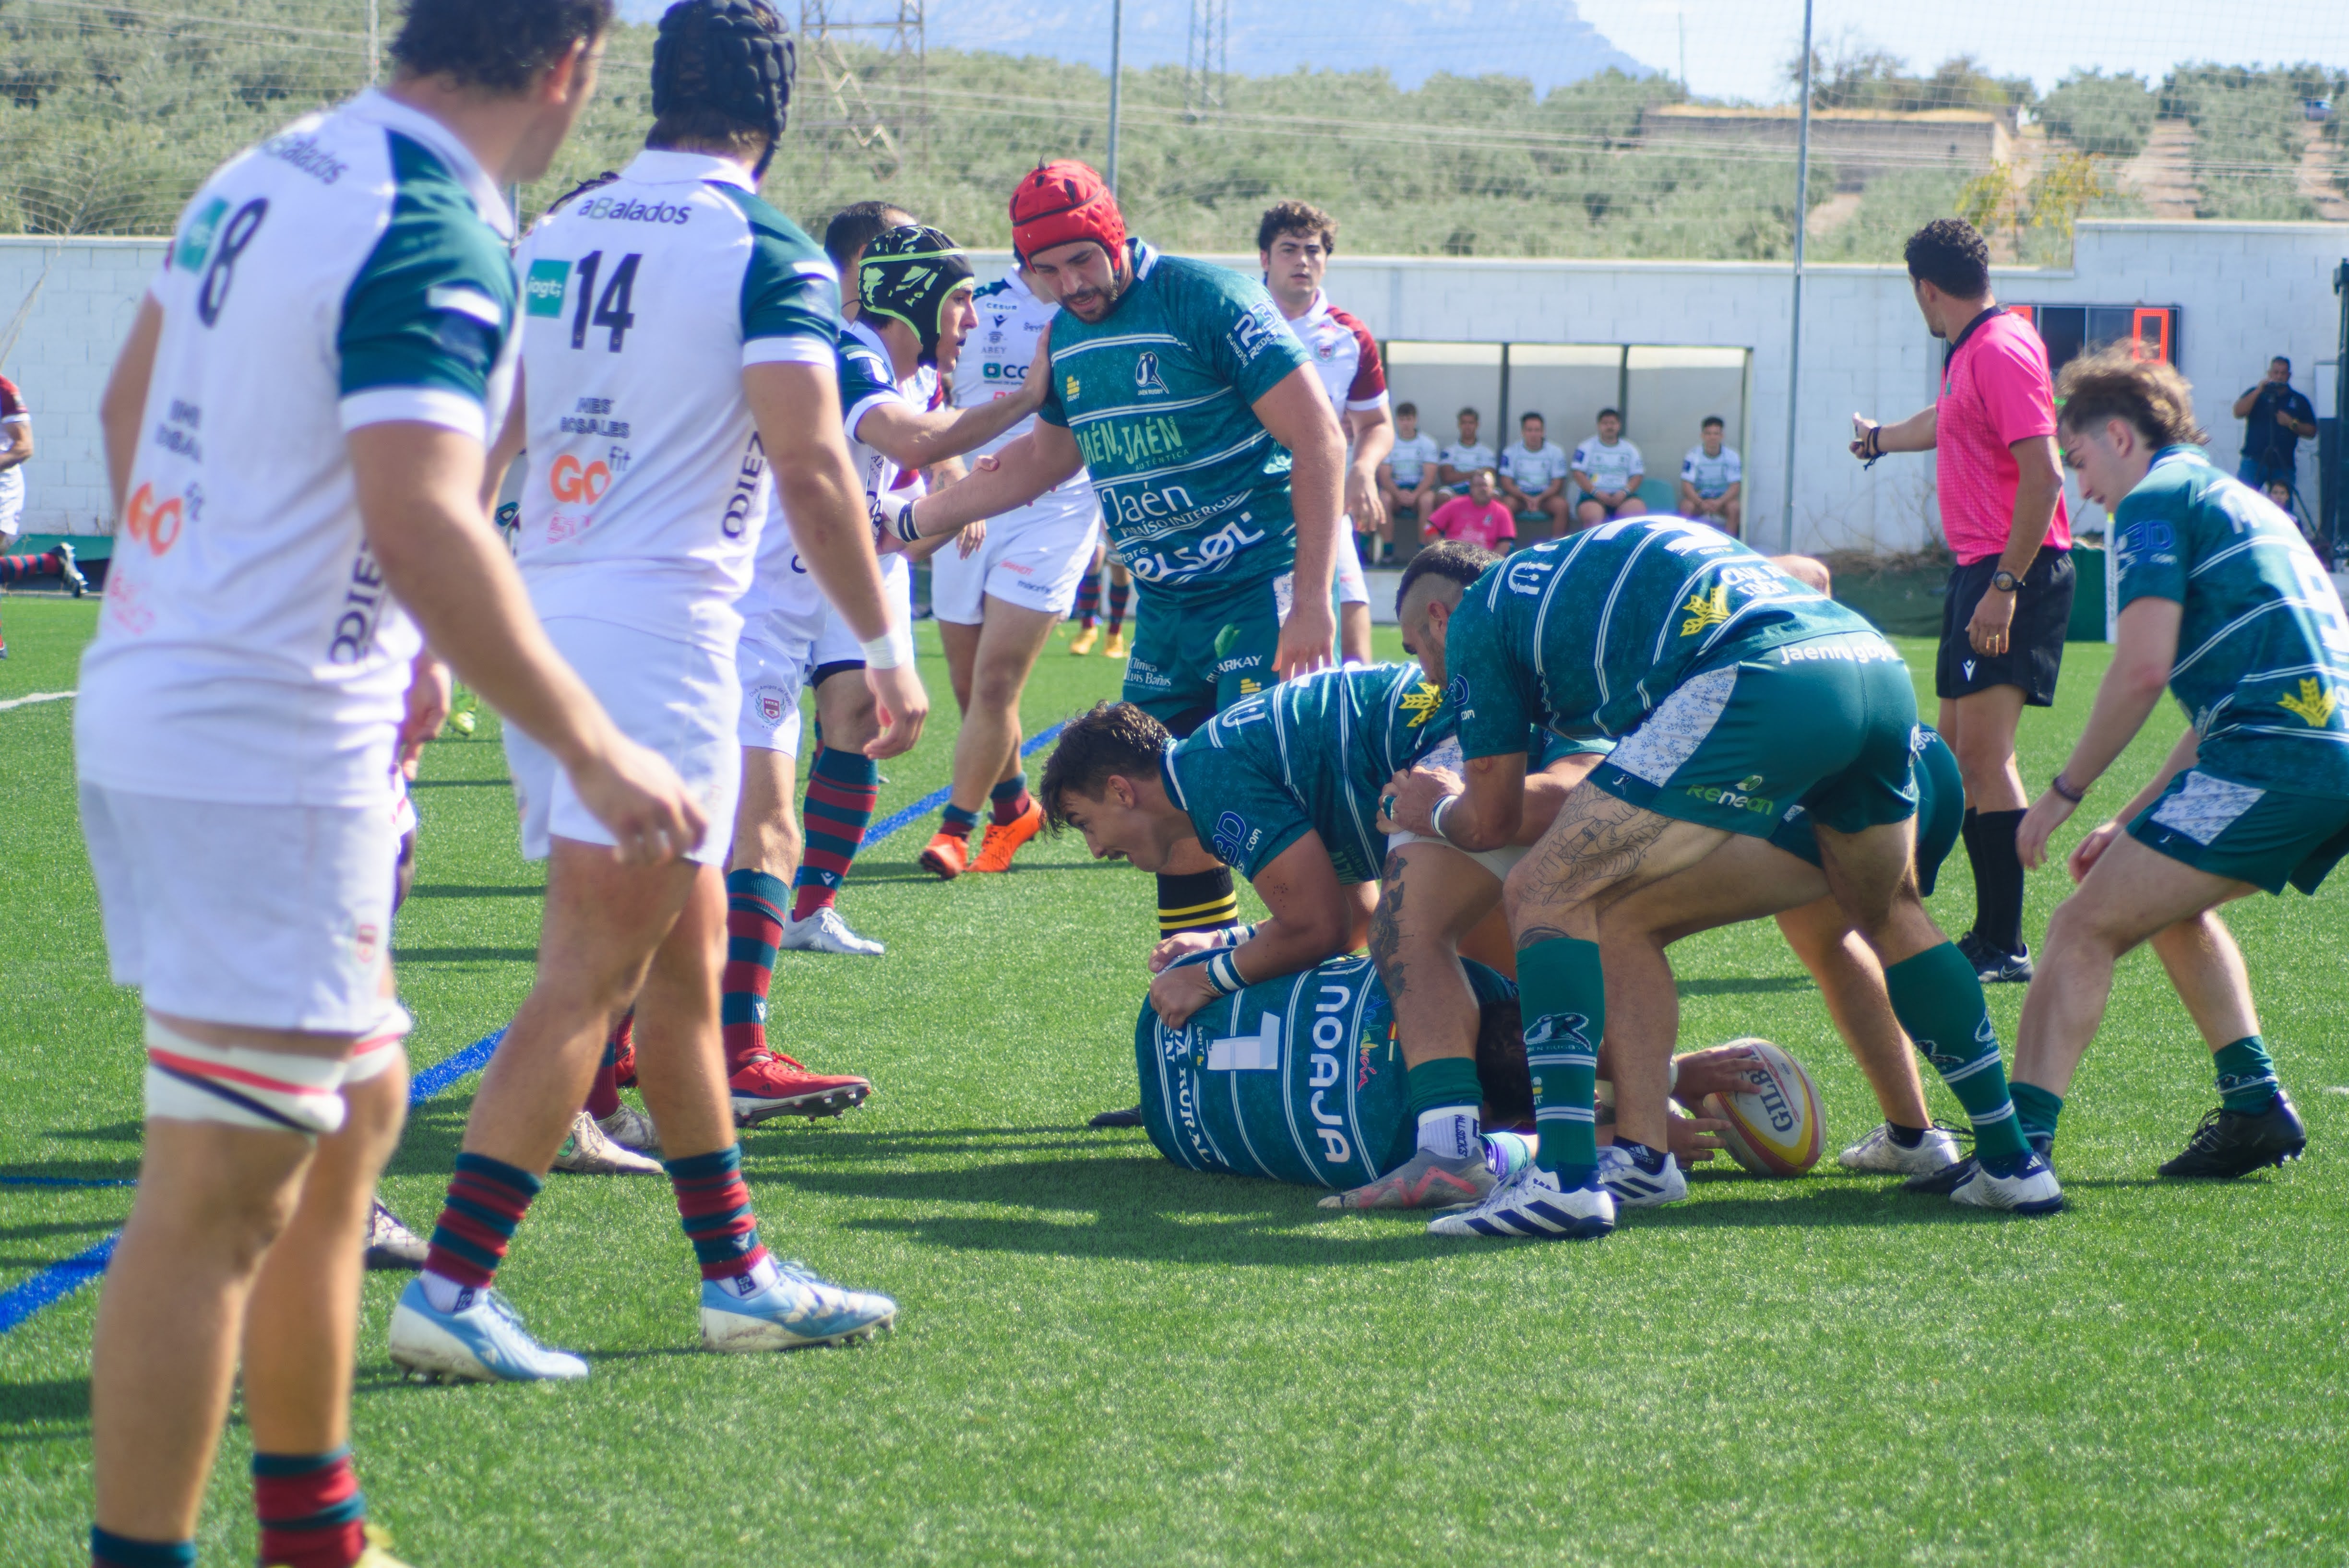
[666,1144,768,1283]
[253,1446,368,1568]
[1072,571,1100,627]
[792,746,878,921]
[990,771,1032,825]
[721,868,789,1073]
[422,1152,539,1292]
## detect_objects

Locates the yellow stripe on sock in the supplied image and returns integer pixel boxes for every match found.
[1158,896,1240,922]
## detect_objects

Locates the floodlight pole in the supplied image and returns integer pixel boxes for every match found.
[1106,0,1124,196]
[1779,0,1813,554]
[367,0,380,82]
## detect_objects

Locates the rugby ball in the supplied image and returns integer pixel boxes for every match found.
[1699,1038,1824,1177]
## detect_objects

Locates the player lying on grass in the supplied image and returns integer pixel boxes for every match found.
[1337,542,1926,1213]
[1135,952,1796,1196]
[2010,346,2325,1180]
[1422,518,2062,1243]
[392,0,916,1385]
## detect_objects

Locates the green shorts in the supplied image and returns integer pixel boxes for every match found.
[1123,570,1317,735]
[1586,632,1920,843]
[2127,768,2349,895]
[1770,724,1961,896]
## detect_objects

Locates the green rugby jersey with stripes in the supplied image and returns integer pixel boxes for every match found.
[1036,239,1312,601]
[1444,518,1865,760]
[2115,446,2349,794]
[1136,953,1517,1188]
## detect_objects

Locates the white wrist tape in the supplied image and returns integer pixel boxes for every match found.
[1217,923,1258,950]
[144,1016,350,1137]
[860,618,916,671]
[1431,793,1462,845]
[1204,949,1245,996]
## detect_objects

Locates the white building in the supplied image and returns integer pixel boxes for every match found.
[5,219,2344,551]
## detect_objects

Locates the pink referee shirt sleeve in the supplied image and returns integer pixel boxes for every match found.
[1978,322,2059,446]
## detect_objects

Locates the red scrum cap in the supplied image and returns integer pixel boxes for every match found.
[1009,160,1126,265]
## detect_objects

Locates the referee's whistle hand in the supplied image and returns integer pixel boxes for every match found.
[1965,590,2016,656]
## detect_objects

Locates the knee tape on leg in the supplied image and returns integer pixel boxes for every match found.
[340,1002,413,1086]
[144,1017,350,1136]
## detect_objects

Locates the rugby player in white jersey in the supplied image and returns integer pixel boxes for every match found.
[719,222,1044,1112]
[76,3,693,1562]
[1257,199,1386,665]
[916,254,1101,879]
[388,0,923,1386]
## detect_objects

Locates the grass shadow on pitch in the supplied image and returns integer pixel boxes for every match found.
[406,884,543,899]
[849,857,1134,883]
[1673,975,1814,998]
[391,947,539,964]
[0,1377,90,1440]
[2,1156,140,1184]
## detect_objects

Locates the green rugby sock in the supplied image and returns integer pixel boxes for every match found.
[2010,1082,2063,1150]
[1516,937,1603,1183]
[1883,942,2029,1165]
[2213,1035,2278,1113]
[1407,1057,1483,1159]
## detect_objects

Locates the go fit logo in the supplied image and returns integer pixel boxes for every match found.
[124,481,184,555]
[548,454,611,504]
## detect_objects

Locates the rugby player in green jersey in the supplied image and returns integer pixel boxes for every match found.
[875,160,1351,998]
[1362,543,1964,1211]
[2009,347,2332,1180]
[1424,518,2061,1240]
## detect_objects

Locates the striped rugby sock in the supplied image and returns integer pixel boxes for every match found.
[990,771,1032,825]
[667,1144,768,1284]
[1072,571,1099,627]
[1107,577,1130,631]
[253,1446,367,1568]
[1156,867,1238,937]
[722,868,790,1072]
[792,745,877,921]
[1516,936,1603,1183]
[1883,942,2029,1164]
[422,1152,539,1294]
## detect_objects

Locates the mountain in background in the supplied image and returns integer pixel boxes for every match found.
[616,0,1655,94]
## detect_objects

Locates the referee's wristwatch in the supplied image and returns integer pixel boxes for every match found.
[1990,568,2021,594]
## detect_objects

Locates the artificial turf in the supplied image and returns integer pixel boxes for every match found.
[2,593,2345,1565]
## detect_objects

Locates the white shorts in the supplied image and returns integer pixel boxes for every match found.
[931,492,1100,625]
[80,783,395,1032]
[1335,545,1369,607]
[0,467,22,540]
[1385,828,1526,883]
[812,552,914,668]
[736,620,815,757]
[504,617,741,867]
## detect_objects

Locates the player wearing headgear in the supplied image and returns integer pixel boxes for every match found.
[919,252,1105,879]
[881,158,1350,1069]
[73,0,681,1561]
[719,220,1043,1113]
[2008,347,2333,1181]
[391,0,919,1386]
[1420,519,2060,1242]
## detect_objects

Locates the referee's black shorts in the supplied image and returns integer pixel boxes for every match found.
[1935,546,2074,706]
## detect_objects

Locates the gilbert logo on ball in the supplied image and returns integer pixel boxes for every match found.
[1700,1038,1824,1177]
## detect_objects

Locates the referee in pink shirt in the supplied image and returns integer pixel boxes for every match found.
[1850,218,2072,985]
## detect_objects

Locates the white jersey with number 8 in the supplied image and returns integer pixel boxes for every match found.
[77,89,518,808]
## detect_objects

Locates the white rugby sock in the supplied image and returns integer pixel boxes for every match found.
[1417,1105,1481,1161]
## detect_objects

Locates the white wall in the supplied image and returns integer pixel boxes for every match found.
[0,237,166,534]
[4,221,2342,550]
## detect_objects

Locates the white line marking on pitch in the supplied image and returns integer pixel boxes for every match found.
[0,689,73,712]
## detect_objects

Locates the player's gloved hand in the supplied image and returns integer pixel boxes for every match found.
[862,662,930,760]
[1274,596,1336,683]
[568,732,708,867]
[1376,764,1462,838]
[1148,961,1222,1030]
[1148,930,1224,975]
[2018,783,2080,871]
[2064,818,2122,883]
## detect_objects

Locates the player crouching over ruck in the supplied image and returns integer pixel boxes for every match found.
[2010,345,2327,1180]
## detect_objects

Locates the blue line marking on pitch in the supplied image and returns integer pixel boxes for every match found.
[0,1235,117,1334]
[0,718,1072,1333]
[862,720,1066,846]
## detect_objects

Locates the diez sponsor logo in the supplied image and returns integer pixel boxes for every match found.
[124,482,184,556]
[327,544,391,665]
[548,454,610,503]
[721,436,766,540]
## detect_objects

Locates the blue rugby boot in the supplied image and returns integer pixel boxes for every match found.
[700,1260,897,1352]
[1426,1161,1616,1240]
[387,1277,588,1382]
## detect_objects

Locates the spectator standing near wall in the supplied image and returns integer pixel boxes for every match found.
[1570,407,1645,527]
[1677,414,1742,537]
[1851,216,2072,985]
[1436,406,1494,498]
[1497,410,1571,540]
[2230,356,2315,499]
[1422,468,1516,552]
[1377,401,1441,558]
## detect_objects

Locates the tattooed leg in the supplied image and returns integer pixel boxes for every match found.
[1373,842,1507,1072]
